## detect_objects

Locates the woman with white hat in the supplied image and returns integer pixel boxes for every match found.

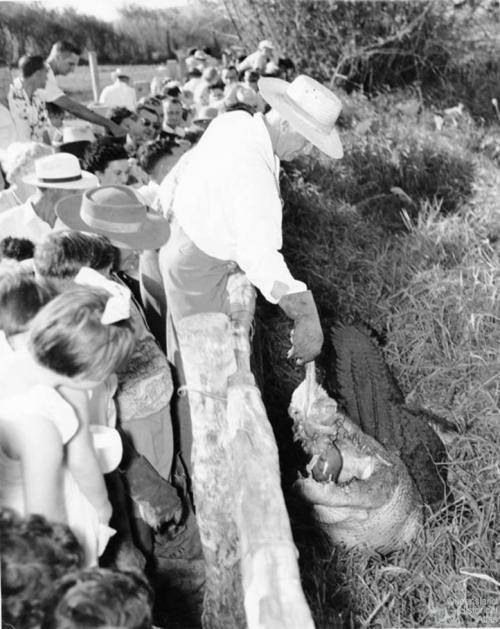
[158,73,344,471]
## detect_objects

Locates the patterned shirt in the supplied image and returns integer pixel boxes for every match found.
[8,77,50,142]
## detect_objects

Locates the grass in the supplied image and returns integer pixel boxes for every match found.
[257,88,500,627]
[62,63,500,627]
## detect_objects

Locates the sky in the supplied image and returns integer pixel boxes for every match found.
[0,0,189,22]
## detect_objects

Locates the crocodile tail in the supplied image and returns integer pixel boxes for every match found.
[329,322,405,442]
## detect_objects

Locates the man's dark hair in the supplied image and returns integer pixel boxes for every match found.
[41,567,154,629]
[136,139,172,175]
[187,68,202,78]
[0,261,51,335]
[110,106,136,126]
[34,230,116,283]
[46,102,64,117]
[163,85,181,98]
[136,104,160,120]
[83,139,129,174]
[244,70,260,83]
[18,55,46,79]
[53,40,81,56]
[1,508,84,629]
[0,236,35,261]
[209,81,225,92]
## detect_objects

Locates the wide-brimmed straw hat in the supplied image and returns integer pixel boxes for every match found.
[258,74,343,159]
[56,184,170,250]
[22,152,98,189]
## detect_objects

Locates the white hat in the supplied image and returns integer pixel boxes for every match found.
[194,49,207,60]
[90,425,123,474]
[22,152,99,189]
[258,74,343,159]
[258,39,274,50]
[113,68,130,80]
[60,125,95,144]
[193,106,219,123]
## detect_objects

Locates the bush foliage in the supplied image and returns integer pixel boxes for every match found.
[225,0,500,119]
[256,92,500,626]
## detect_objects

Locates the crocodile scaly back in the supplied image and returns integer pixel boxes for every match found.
[329,322,449,509]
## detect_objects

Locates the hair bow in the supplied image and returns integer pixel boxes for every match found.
[74,267,131,325]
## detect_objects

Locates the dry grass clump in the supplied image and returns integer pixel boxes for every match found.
[259,92,500,627]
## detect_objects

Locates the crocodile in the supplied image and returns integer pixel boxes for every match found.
[288,322,452,553]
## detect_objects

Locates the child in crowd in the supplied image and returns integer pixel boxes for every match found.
[46,102,65,143]
[34,230,182,561]
[0,264,135,564]
[0,507,84,629]
[41,567,154,629]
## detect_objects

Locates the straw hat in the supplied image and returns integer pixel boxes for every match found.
[194,49,207,61]
[56,184,170,250]
[113,68,130,80]
[60,126,95,143]
[22,153,98,189]
[258,74,343,159]
[258,40,274,51]
[193,106,218,124]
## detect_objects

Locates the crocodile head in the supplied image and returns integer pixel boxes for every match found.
[289,370,423,554]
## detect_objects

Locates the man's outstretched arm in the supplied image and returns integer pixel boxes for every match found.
[52,94,126,137]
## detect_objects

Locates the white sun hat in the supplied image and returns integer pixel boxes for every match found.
[258,74,344,159]
[22,152,99,189]
[258,39,274,50]
[60,125,95,144]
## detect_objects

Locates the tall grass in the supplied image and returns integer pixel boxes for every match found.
[258,88,500,627]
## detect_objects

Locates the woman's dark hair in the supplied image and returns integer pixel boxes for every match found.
[0,261,51,335]
[0,236,35,261]
[18,55,46,79]
[41,567,153,629]
[83,139,129,174]
[136,139,172,175]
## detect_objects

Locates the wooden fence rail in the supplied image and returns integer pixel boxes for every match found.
[177,273,314,629]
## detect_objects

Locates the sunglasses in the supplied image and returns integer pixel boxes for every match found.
[140,118,161,130]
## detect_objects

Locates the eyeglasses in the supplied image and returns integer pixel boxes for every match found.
[140,118,161,130]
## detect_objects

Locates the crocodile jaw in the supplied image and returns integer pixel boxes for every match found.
[294,455,423,554]
[289,378,423,553]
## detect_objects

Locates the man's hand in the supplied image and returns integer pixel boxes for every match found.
[278,290,323,364]
[107,120,127,138]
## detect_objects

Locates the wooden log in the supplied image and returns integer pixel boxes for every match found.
[87,51,101,104]
[177,313,247,629]
[226,273,315,629]
[227,383,315,629]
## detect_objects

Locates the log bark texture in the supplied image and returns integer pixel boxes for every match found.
[177,313,246,629]
[178,273,314,629]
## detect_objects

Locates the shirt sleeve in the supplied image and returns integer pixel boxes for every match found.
[229,155,307,303]
[8,90,31,142]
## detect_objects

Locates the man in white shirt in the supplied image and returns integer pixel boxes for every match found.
[37,41,126,139]
[158,74,344,469]
[237,40,275,74]
[99,69,137,111]
[0,152,98,243]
